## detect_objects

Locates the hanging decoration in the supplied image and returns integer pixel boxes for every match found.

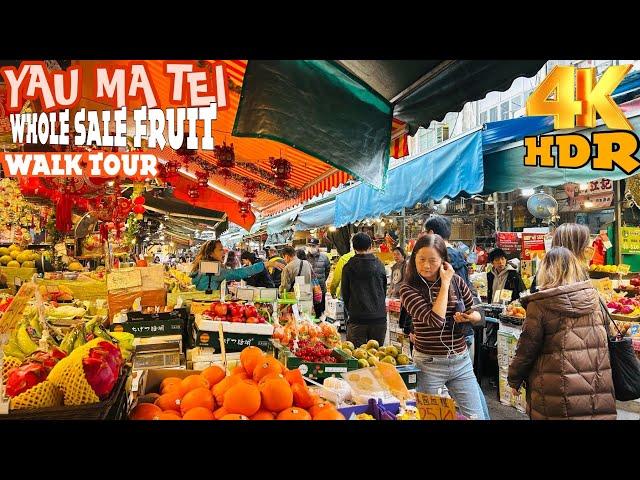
[165,160,180,177]
[238,201,251,219]
[196,171,210,188]
[242,179,259,200]
[215,141,235,179]
[188,185,200,199]
[269,157,292,188]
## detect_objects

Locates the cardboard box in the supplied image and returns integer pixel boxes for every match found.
[195,315,274,336]
[110,316,184,338]
[107,288,167,320]
[326,298,345,320]
[191,324,273,352]
[138,368,200,396]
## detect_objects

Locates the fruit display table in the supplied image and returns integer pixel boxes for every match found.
[35,278,107,302]
[0,266,37,287]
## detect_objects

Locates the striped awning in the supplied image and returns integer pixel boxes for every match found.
[390,119,409,159]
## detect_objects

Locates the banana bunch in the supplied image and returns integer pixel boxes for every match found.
[3,314,44,361]
[167,268,195,291]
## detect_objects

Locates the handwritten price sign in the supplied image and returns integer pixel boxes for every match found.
[415,392,457,420]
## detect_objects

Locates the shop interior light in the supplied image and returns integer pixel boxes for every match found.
[579,183,589,190]
[107,180,115,187]
[584,201,594,208]
[328,226,337,232]
[521,188,535,196]
[441,198,449,205]
[380,221,386,227]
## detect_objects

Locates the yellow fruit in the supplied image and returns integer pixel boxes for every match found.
[68,261,84,272]
[0,255,12,265]
[7,244,20,252]
[7,260,20,268]
[0,247,9,256]
[21,261,35,268]
[9,251,19,260]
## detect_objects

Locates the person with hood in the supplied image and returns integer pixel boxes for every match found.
[486,248,526,303]
[388,247,406,298]
[240,251,275,288]
[507,246,616,419]
[306,238,331,318]
[341,233,388,347]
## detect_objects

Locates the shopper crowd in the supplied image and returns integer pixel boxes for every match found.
[187,217,620,420]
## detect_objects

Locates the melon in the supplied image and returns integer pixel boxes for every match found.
[0,255,12,265]
[21,261,35,268]
[7,260,20,268]
[16,252,30,264]
[0,248,9,257]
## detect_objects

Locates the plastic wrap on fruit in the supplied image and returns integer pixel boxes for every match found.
[132,297,142,312]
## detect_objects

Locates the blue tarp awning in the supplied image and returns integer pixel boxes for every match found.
[265,206,303,234]
[295,200,336,231]
[334,130,484,227]
[481,116,554,153]
[483,112,640,193]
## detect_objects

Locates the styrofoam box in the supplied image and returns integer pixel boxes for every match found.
[195,315,274,335]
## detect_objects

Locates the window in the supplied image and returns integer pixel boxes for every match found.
[489,106,498,122]
[416,128,428,153]
[500,101,510,120]
[479,111,488,125]
[511,94,522,112]
[425,129,436,149]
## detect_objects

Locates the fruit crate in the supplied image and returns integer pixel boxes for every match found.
[275,344,360,381]
[0,365,131,420]
[396,364,421,390]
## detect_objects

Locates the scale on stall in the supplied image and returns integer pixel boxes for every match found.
[199,261,220,295]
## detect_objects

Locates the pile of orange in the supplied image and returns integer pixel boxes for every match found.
[129,346,346,421]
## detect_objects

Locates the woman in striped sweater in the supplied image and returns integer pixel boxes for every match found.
[400,234,487,420]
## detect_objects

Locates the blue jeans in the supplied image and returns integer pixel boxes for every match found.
[413,350,487,420]
[465,335,490,420]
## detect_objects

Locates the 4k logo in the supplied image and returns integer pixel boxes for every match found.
[526,65,632,130]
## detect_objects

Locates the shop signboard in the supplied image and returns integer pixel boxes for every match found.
[415,392,457,420]
[496,232,521,254]
[621,227,640,255]
[561,179,614,212]
[521,233,546,260]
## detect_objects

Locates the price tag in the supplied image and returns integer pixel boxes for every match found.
[415,392,457,420]
[236,288,255,301]
[220,280,227,303]
[199,261,220,274]
[292,304,301,321]
[604,240,613,250]
[618,264,631,275]
[254,288,277,302]
[324,366,347,373]
[493,289,513,303]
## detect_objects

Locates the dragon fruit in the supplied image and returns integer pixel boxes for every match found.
[5,362,48,397]
[82,341,123,400]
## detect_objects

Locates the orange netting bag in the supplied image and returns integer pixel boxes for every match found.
[2,356,22,385]
[9,380,63,410]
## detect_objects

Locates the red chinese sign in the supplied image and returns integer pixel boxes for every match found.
[521,233,546,260]
[496,232,522,254]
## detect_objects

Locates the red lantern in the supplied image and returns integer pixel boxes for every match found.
[188,186,200,199]
[133,204,145,215]
[238,201,251,219]
[270,157,292,188]
[243,179,259,200]
[165,161,179,176]
[215,141,235,168]
[133,196,146,205]
[196,171,209,188]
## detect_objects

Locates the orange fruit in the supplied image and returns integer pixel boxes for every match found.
[213,407,229,420]
[220,414,249,420]
[284,368,306,387]
[240,346,265,375]
[160,377,182,393]
[182,407,215,420]
[223,381,261,417]
[291,383,316,409]
[212,375,244,405]
[181,387,215,415]
[181,374,210,394]
[309,402,334,417]
[250,409,276,420]
[277,407,312,420]
[161,382,187,398]
[253,356,283,383]
[258,373,286,386]
[201,366,226,387]
[154,391,182,413]
[313,408,345,420]
[231,365,247,376]
[129,403,162,420]
[260,377,293,412]
[156,411,182,420]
